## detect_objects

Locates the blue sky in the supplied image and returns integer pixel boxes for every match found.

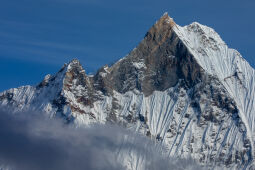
[0,0,254,91]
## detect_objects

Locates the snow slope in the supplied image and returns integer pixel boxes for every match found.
[174,18,255,154]
[0,13,254,169]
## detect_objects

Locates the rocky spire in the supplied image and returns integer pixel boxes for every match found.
[157,12,176,27]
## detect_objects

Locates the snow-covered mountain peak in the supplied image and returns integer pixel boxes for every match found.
[67,58,81,66]
[1,14,255,169]
[185,22,224,44]
[173,20,255,154]
[65,59,84,72]
[174,21,239,79]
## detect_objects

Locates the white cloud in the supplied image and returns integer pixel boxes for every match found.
[0,107,204,170]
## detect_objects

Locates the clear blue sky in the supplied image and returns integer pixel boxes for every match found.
[0,0,254,91]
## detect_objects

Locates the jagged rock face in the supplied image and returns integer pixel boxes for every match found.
[0,13,254,169]
[95,14,203,96]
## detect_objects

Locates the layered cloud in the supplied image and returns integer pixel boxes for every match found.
[0,108,202,170]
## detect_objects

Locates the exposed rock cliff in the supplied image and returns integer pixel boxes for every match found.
[1,13,254,169]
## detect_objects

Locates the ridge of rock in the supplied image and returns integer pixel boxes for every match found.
[0,13,254,169]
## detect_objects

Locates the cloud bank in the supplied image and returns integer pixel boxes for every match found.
[0,108,203,170]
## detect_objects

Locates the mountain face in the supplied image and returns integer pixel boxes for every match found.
[0,13,255,169]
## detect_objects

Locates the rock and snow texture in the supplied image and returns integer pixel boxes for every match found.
[0,13,254,169]
[174,21,255,155]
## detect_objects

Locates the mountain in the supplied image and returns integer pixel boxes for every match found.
[0,13,254,169]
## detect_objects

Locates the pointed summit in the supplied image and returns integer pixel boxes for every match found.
[68,58,80,64]
[1,14,254,168]
[144,12,176,45]
[163,12,168,16]
[64,59,86,77]
[67,59,82,69]
[64,59,87,86]
[156,12,176,28]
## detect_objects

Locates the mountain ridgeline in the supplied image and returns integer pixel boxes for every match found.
[1,13,255,169]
